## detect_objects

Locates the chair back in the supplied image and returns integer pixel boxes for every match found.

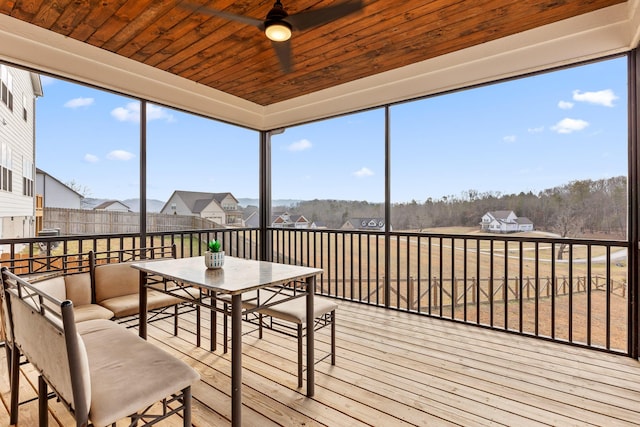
[1,267,91,424]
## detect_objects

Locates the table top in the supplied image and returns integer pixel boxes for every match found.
[131,256,323,295]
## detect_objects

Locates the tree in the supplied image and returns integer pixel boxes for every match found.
[65,180,91,197]
[552,204,584,260]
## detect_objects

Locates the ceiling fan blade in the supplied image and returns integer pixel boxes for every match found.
[272,40,293,73]
[286,0,364,31]
[183,3,265,29]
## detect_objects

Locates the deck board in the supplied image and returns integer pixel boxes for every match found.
[1,298,639,426]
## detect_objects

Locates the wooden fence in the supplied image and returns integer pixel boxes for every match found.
[355,275,626,310]
[43,208,218,234]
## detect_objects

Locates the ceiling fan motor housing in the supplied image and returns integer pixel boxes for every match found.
[265,0,292,41]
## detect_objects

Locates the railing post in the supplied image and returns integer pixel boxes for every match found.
[408,276,414,310]
[452,276,457,307]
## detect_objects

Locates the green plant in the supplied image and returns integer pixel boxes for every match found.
[207,239,221,252]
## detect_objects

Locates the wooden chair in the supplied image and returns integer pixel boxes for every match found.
[1,267,200,427]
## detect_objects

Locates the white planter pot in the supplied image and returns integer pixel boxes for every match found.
[204,251,225,269]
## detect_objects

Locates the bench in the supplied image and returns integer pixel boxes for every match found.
[2,271,116,418]
[30,272,114,322]
[89,250,203,341]
[1,267,200,426]
[219,285,337,388]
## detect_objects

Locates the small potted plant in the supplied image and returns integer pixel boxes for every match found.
[204,238,224,269]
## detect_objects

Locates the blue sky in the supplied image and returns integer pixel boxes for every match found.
[36,56,627,204]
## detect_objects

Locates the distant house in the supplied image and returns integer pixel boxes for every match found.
[241,205,259,228]
[93,200,130,212]
[35,168,83,209]
[341,218,388,231]
[243,210,259,228]
[481,210,534,233]
[160,190,242,226]
[271,211,313,229]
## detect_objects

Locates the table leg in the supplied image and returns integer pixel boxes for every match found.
[231,294,242,427]
[211,291,217,352]
[139,271,148,339]
[306,276,315,397]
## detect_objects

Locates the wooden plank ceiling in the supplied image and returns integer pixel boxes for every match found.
[0,0,625,106]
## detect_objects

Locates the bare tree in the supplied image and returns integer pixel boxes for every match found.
[65,180,91,197]
[552,205,584,260]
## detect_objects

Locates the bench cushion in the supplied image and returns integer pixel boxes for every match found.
[33,276,66,302]
[73,304,115,323]
[31,274,114,322]
[94,263,140,304]
[64,273,92,306]
[98,289,184,318]
[76,319,200,427]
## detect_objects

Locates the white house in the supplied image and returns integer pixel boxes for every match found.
[341,218,388,231]
[0,65,42,242]
[271,211,313,229]
[481,210,534,233]
[35,168,83,209]
[93,200,130,212]
[160,190,242,226]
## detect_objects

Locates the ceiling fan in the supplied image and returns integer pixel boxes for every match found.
[186,0,364,73]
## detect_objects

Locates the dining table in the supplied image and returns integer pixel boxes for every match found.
[131,255,323,427]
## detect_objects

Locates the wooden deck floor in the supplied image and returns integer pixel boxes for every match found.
[1,298,640,426]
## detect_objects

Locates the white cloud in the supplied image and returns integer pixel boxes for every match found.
[528,126,544,133]
[147,104,175,122]
[551,118,589,134]
[353,167,374,177]
[84,154,99,163]
[286,139,312,151]
[558,100,574,110]
[64,97,94,108]
[111,105,137,122]
[106,150,135,161]
[111,102,174,122]
[503,135,516,143]
[572,89,618,107]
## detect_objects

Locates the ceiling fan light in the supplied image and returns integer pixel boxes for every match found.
[265,22,291,42]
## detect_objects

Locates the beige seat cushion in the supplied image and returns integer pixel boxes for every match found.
[73,304,114,323]
[98,289,184,318]
[222,290,338,324]
[254,295,338,324]
[64,273,93,306]
[33,276,67,301]
[94,263,140,303]
[76,319,200,427]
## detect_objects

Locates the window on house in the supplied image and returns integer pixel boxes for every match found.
[1,65,7,106]
[22,93,27,121]
[7,73,13,112]
[1,143,13,192]
[0,67,13,111]
[22,158,33,196]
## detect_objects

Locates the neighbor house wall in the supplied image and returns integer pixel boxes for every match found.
[0,65,38,240]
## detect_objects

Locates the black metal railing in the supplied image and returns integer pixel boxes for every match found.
[0,228,260,275]
[0,227,630,355]
[270,228,629,355]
